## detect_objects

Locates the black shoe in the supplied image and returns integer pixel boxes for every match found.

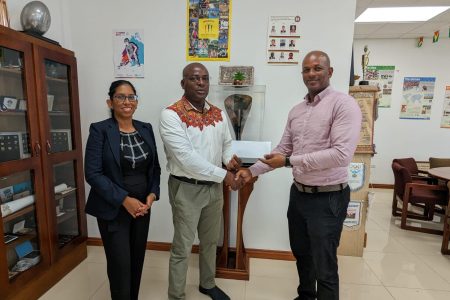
[199,285,230,300]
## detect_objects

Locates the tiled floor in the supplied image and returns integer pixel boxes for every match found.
[39,189,450,299]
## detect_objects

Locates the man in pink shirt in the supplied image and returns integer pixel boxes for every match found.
[237,51,362,300]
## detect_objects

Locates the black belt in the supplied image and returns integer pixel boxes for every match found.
[171,175,216,186]
[294,180,347,193]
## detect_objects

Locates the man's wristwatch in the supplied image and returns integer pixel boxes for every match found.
[285,156,292,167]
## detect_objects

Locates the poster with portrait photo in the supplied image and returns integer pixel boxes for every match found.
[267,16,300,64]
[113,30,145,78]
[267,51,299,64]
[187,0,231,61]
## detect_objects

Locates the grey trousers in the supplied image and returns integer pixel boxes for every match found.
[167,176,223,300]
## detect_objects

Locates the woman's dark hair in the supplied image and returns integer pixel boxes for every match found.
[108,80,137,99]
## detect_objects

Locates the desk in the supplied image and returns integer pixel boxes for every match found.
[428,167,450,254]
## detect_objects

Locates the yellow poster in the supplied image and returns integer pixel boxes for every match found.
[187,0,231,61]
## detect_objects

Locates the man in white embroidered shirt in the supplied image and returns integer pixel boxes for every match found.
[160,63,240,300]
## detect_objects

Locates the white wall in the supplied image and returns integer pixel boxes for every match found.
[354,39,450,185]
[6,0,357,250]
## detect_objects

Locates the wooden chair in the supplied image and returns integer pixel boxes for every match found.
[393,158,432,182]
[392,162,448,234]
[392,159,432,217]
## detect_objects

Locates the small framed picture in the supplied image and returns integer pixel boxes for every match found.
[219,66,254,86]
[0,96,18,111]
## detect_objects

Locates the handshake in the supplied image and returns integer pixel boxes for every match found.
[223,154,253,191]
[224,152,287,190]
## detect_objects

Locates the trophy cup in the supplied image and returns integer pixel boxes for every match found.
[359,45,370,85]
[224,94,252,140]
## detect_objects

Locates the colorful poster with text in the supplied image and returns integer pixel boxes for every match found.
[364,66,395,108]
[187,0,231,61]
[440,86,450,128]
[113,30,144,78]
[399,77,435,120]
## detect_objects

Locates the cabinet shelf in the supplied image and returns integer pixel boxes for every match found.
[49,111,70,116]
[4,231,37,248]
[2,204,35,223]
[56,210,77,224]
[0,66,22,76]
[54,187,77,201]
[0,111,26,116]
[46,76,68,84]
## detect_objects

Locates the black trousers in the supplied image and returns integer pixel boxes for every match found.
[97,208,150,300]
[288,184,350,300]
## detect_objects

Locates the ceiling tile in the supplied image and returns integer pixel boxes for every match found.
[367,33,404,38]
[354,34,369,39]
[372,23,423,34]
[366,0,421,8]
[408,21,448,34]
[400,33,432,38]
[354,23,386,34]
[429,9,450,21]
[356,0,374,7]
[355,7,367,18]
[414,0,450,5]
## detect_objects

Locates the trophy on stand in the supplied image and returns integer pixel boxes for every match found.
[224,94,252,140]
[359,45,370,85]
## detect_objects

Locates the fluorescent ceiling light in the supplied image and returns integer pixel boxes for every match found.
[355,6,450,22]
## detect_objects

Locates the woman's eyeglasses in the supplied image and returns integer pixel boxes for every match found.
[113,94,138,103]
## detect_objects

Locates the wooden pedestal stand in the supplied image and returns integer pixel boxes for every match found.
[338,86,377,257]
[216,175,257,280]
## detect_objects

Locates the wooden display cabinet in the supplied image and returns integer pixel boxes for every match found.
[0,26,87,299]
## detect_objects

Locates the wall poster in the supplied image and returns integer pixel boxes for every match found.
[364,65,395,108]
[113,30,145,78]
[349,89,376,154]
[400,77,436,120]
[267,16,301,65]
[440,86,450,128]
[187,0,232,61]
[344,201,362,229]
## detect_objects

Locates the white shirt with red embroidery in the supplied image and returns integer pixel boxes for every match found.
[159,97,233,183]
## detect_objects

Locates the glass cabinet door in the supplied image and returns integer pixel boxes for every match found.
[44,60,73,154]
[0,47,32,163]
[0,170,43,281]
[37,47,86,257]
[52,161,80,249]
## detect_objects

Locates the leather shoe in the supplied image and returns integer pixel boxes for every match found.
[199,285,230,300]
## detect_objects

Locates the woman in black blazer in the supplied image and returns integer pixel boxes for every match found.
[85,80,160,300]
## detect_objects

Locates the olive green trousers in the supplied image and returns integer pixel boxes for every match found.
[167,176,223,300]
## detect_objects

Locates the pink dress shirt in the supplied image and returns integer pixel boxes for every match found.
[249,86,362,186]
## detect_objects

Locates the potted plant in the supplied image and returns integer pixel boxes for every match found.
[233,71,246,85]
